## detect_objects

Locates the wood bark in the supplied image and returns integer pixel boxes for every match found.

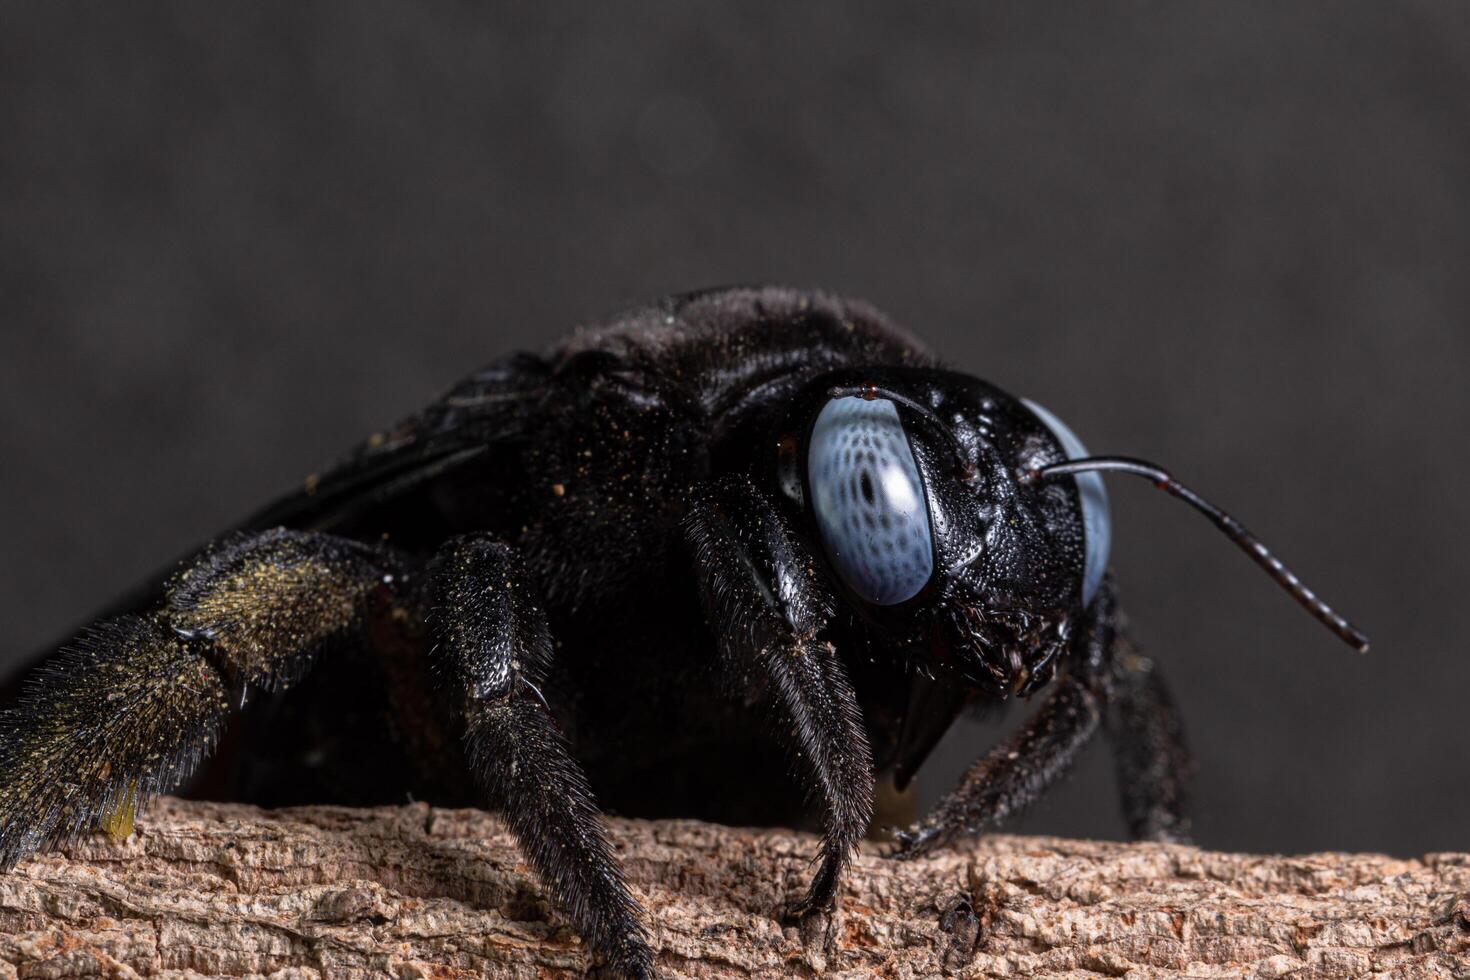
[0,798,1466,978]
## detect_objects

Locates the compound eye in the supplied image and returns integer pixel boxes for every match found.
[1022,399,1111,606]
[807,396,935,605]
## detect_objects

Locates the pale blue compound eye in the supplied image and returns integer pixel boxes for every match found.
[1023,399,1111,606]
[807,396,934,605]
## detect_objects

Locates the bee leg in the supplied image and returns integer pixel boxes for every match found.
[427,535,654,980]
[684,478,875,931]
[0,614,231,869]
[891,585,1189,858]
[0,528,401,871]
[890,672,1103,859]
[1105,646,1193,843]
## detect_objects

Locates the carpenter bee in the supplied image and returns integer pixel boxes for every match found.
[0,286,1365,977]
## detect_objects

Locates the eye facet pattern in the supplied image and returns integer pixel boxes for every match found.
[1023,398,1111,606]
[807,396,935,605]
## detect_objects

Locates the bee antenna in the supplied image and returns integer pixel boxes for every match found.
[1024,455,1369,653]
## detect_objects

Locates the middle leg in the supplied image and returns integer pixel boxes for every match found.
[426,534,653,978]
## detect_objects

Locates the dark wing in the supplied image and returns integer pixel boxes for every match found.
[7,353,549,689]
[240,420,493,538]
[132,350,547,602]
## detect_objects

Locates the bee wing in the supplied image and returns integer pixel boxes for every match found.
[6,354,549,691]
[244,351,548,537]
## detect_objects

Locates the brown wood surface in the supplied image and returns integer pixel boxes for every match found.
[0,798,1466,978]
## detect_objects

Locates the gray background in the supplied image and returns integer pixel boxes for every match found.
[2,2,1466,857]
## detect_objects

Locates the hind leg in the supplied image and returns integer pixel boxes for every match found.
[0,528,402,868]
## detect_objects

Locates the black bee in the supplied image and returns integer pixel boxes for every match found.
[0,286,1365,977]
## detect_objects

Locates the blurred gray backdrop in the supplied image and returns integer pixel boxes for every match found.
[2,2,1466,857]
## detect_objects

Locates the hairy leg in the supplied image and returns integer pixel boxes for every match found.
[891,672,1102,859]
[891,587,1194,856]
[684,477,874,920]
[1105,643,1194,843]
[427,535,653,978]
[0,528,399,869]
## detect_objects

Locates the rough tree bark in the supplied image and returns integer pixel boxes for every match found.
[0,798,1465,978]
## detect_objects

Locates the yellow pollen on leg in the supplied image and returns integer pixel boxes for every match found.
[99,781,139,841]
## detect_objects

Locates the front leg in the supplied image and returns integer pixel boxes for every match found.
[683,477,875,923]
[891,586,1192,857]
[891,590,1120,859]
[426,535,653,979]
[891,672,1102,858]
[1105,643,1194,843]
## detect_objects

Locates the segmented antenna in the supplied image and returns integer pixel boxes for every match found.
[1025,455,1369,653]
